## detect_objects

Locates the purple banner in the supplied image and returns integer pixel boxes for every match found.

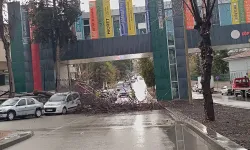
[145,0,150,32]
[119,0,128,36]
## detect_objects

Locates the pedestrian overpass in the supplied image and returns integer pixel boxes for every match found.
[8,0,250,101]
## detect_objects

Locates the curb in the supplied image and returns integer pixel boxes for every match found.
[0,131,34,149]
[164,107,247,150]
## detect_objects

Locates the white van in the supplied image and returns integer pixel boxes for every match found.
[44,92,81,115]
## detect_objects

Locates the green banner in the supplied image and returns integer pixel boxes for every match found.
[238,0,246,23]
[148,0,172,100]
[96,0,105,38]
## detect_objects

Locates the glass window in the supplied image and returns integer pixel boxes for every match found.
[27,98,35,105]
[172,82,179,99]
[165,9,173,19]
[135,13,146,24]
[17,99,26,106]
[113,15,119,21]
[84,26,90,39]
[170,64,178,82]
[166,20,174,32]
[49,94,67,102]
[1,98,19,106]
[167,31,175,46]
[169,47,176,64]
[67,95,73,102]
[72,93,79,99]
[83,19,89,26]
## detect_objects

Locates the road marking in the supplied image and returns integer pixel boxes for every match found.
[42,119,80,136]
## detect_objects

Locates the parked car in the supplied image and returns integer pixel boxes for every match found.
[221,86,233,95]
[115,91,130,104]
[44,92,81,115]
[0,97,44,121]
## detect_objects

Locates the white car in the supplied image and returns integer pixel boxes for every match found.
[0,97,44,121]
[221,86,233,95]
[115,91,130,104]
[44,92,81,115]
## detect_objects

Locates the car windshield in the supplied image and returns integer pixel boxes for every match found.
[1,98,19,106]
[49,94,66,102]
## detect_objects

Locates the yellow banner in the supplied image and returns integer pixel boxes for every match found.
[231,0,240,24]
[126,0,136,35]
[103,0,114,38]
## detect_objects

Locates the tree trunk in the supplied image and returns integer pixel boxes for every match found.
[0,2,15,98]
[5,48,15,98]
[199,23,215,121]
[55,39,60,92]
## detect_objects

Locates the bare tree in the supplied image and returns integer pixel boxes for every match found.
[184,0,216,121]
[0,1,15,97]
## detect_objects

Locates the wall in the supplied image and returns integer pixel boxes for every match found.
[228,58,250,79]
[0,41,7,71]
[0,41,6,62]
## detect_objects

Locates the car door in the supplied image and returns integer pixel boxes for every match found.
[72,93,80,108]
[66,94,74,111]
[16,99,27,116]
[26,98,36,115]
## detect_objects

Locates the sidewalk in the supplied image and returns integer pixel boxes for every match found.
[192,92,250,109]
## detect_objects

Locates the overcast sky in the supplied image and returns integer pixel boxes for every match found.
[17,0,170,12]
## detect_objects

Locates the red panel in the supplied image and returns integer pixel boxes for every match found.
[30,25,42,91]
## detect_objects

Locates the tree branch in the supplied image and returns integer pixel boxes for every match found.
[190,0,202,27]
[207,0,216,21]
[183,0,195,17]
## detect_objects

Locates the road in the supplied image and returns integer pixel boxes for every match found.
[1,111,177,150]
[193,92,250,109]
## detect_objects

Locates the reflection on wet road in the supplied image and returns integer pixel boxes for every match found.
[3,111,176,150]
[1,110,223,150]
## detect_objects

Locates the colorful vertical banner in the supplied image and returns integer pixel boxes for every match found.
[145,0,150,32]
[29,7,43,91]
[125,0,136,35]
[231,0,240,24]
[244,0,250,23]
[103,0,114,38]
[75,16,85,40]
[96,0,105,38]
[238,0,246,23]
[89,0,99,39]
[119,0,128,36]
[218,4,232,25]
[156,0,164,29]
[183,0,194,30]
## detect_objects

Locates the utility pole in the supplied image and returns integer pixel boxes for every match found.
[183,11,193,104]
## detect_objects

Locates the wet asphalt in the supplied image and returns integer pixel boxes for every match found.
[1,110,178,150]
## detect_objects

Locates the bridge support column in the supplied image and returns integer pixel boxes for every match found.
[172,0,189,99]
[148,0,172,100]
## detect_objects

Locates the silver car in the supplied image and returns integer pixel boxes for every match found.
[44,92,81,115]
[0,97,44,121]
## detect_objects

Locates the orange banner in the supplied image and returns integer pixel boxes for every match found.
[184,0,194,30]
[89,1,99,39]
[245,0,250,23]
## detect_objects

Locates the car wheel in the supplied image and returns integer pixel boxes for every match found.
[7,111,15,121]
[62,107,67,115]
[35,109,42,118]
